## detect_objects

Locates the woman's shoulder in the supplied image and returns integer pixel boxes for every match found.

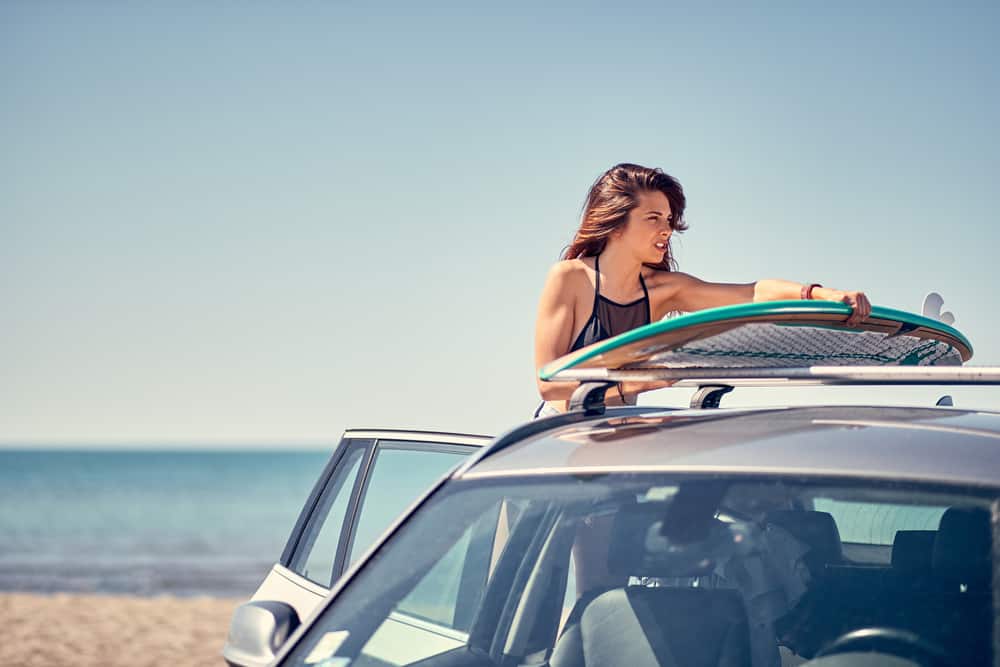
[541,259,593,299]
[641,266,694,289]
[545,258,593,282]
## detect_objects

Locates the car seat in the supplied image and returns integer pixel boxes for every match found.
[551,501,751,667]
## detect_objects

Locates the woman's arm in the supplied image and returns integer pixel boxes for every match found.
[534,262,582,402]
[666,274,872,327]
[754,280,871,326]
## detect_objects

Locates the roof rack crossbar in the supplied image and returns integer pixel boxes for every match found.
[568,381,616,416]
[690,385,734,409]
[547,366,1000,387]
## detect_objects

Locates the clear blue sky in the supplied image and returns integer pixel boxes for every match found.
[3,2,998,445]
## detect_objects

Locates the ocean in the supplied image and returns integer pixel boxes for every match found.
[0,449,330,598]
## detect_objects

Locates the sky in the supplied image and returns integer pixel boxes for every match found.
[2,2,999,446]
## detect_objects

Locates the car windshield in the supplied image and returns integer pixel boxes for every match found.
[280,473,994,667]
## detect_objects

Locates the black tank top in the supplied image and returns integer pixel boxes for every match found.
[533,255,652,419]
[569,254,651,352]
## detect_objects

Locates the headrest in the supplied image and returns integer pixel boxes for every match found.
[891,530,936,571]
[764,510,843,567]
[932,507,991,589]
[607,501,740,578]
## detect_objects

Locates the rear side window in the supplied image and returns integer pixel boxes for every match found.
[287,445,366,587]
[347,443,471,565]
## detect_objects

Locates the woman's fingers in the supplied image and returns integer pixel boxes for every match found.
[843,291,871,327]
[845,293,859,326]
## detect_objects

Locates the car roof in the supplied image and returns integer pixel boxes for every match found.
[461,405,1000,488]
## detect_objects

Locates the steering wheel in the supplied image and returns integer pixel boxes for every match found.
[814,627,950,666]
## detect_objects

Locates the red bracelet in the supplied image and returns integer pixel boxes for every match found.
[801,283,822,300]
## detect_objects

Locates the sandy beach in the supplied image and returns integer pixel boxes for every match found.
[1,593,244,667]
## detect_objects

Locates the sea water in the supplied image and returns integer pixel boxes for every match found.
[0,449,329,597]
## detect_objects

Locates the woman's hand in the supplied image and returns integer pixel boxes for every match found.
[816,288,872,327]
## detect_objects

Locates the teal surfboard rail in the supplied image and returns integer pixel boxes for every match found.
[538,301,973,381]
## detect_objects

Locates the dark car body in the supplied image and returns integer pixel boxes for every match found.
[268,402,1000,667]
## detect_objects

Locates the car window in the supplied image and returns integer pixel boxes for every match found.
[394,521,476,626]
[354,503,517,665]
[304,496,535,667]
[393,498,524,634]
[347,442,471,566]
[813,497,946,545]
[286,444,365,587]
[282,475,996,667]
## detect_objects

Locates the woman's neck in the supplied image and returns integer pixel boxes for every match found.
[598,242,643,290]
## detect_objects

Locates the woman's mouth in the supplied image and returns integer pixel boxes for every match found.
[654,241,667,251]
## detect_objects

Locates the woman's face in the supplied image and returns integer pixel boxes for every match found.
[617,190,674,264]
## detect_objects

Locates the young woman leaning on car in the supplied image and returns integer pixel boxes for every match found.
[534,162,871,417]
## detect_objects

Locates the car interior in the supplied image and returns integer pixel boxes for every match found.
[283,476,995,667]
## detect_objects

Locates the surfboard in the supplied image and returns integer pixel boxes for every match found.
[539,301,973,382]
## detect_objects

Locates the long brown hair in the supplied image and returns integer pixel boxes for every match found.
[563,163,688,271]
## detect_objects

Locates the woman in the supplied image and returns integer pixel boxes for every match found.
[534,163,871,417]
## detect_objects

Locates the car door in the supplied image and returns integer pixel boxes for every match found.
[223,429,488,667]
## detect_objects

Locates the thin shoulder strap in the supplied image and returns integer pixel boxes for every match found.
[592,254,602,309]
[638,271,649,299]
[639,271,651,323]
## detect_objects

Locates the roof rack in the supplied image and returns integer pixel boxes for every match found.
[564,366,1000,414]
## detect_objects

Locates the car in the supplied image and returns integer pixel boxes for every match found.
[266,399,999,667]
[262,376,1000,667]
[262,303,1000,666]
[223,429,491,667]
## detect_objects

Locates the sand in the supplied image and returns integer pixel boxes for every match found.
[0,593,245,667]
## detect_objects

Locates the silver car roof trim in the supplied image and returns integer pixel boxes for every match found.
[549,365,1000,385]
[344,429,492,446]
[459,465,1000,487]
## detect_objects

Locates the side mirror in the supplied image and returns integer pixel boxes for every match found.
[222,600,300,667]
